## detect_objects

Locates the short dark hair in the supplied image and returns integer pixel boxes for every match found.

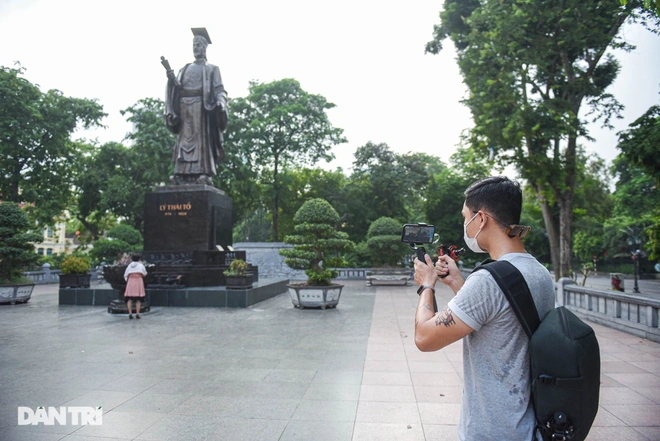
[131,254,141,262]
[464,176,523,226]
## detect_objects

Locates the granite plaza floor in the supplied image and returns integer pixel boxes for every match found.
[0,280,659,441]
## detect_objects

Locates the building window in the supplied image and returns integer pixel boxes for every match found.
[37,248,44,255]
[46,227,53,238]
[46,248,53,256]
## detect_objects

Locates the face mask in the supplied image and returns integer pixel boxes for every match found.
[464,212,487,253]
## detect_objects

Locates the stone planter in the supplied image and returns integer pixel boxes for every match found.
[286,283,343,309]
[226,274,253,289]
[59,273,91,288]
[0,283,35,305]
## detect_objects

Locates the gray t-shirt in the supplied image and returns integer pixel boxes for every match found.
[448,253,555,441]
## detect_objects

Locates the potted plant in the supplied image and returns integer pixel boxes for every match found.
[280,198,355,309]
[224,258,253,289]
[59,255,92,288]
[0,203,42,305]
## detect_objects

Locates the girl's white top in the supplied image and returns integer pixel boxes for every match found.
[124,261,147,281]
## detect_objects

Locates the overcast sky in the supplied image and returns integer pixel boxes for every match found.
[1,0,658,174]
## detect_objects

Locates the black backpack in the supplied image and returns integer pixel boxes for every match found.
[474,260,600,441]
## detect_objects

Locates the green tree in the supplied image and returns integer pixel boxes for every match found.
[74,99,174,232]
[277,167,349,241]
[424,147,490,258]
[366,217,409,267]
[346,142,442,241]
[0,202,43,282]
[621,0,659,15]
[107,224,143,248]
[607,155,660,260]
[0,66,105,224]
[617,105,660,187]
[280,198,354,285]
[571,151,614,265]
[75,141,147,231]
[89,239,131,265]
[120,98,174,185]
[426,0,659,278]
[228,79,346,241]
[69,140,117,241]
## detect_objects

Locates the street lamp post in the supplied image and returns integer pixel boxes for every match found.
[632,249,641,294]
[624,226,643,294]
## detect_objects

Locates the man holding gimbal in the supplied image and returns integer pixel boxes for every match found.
[413,176,554,440]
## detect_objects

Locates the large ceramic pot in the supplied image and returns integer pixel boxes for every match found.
[103,265,156,293]
[59,273,91,288]
[286,283,343,309]
[0,283,35,305]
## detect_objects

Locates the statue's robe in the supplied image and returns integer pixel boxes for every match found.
[165,60,228,178]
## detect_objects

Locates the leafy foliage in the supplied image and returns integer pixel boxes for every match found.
[0,203,42,282]
[343,142,443,242]
[0,66,105,224]
[425,0,659,277]
[89,239,132,266]
[617,105,660,187]
[107,224,143,247]
[280,198,354,285]
[60,255,91,275]
[366,217,409,267]
[226,79,346,240]
[225,258,248,276]
[74,99,173,232]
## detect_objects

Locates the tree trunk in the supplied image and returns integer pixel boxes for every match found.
[558,132,578,278]
[10,161,21,202]
[536,188,561,280]
[272,155,279,242]
[558,194,574,279]
[76,216,100,241]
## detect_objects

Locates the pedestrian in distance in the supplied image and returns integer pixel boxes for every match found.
[124,254,147,319]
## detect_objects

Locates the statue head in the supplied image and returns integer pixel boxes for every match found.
[191,28,211,61]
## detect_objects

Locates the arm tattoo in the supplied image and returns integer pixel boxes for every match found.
[423,304,433,312]
[435,307,456,327]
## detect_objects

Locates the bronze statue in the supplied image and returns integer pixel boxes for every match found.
[162,28,228,186]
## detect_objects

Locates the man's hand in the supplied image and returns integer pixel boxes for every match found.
[413,253,437,288]
[413,253,473,352]
[434,254,464,294]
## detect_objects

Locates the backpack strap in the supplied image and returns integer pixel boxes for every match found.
[472,260,541,339]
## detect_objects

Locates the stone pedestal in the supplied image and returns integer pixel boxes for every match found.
[137,185,245,291]
[144,185,232,252]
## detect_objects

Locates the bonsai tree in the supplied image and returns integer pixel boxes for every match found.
[60,255,91,275]
[0,203,42,284]
[366,216,409,267]
[280,198,354,285]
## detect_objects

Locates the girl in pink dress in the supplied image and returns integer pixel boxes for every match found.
[123,254,147,319]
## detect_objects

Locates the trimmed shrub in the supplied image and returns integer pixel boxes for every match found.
[280,198,354,285]
[0,203,42,283]
[366,216,408,267]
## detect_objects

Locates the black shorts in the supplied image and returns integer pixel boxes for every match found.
[124,296,145,303]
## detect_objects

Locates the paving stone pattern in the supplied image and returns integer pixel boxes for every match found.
[0,281,658,440]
